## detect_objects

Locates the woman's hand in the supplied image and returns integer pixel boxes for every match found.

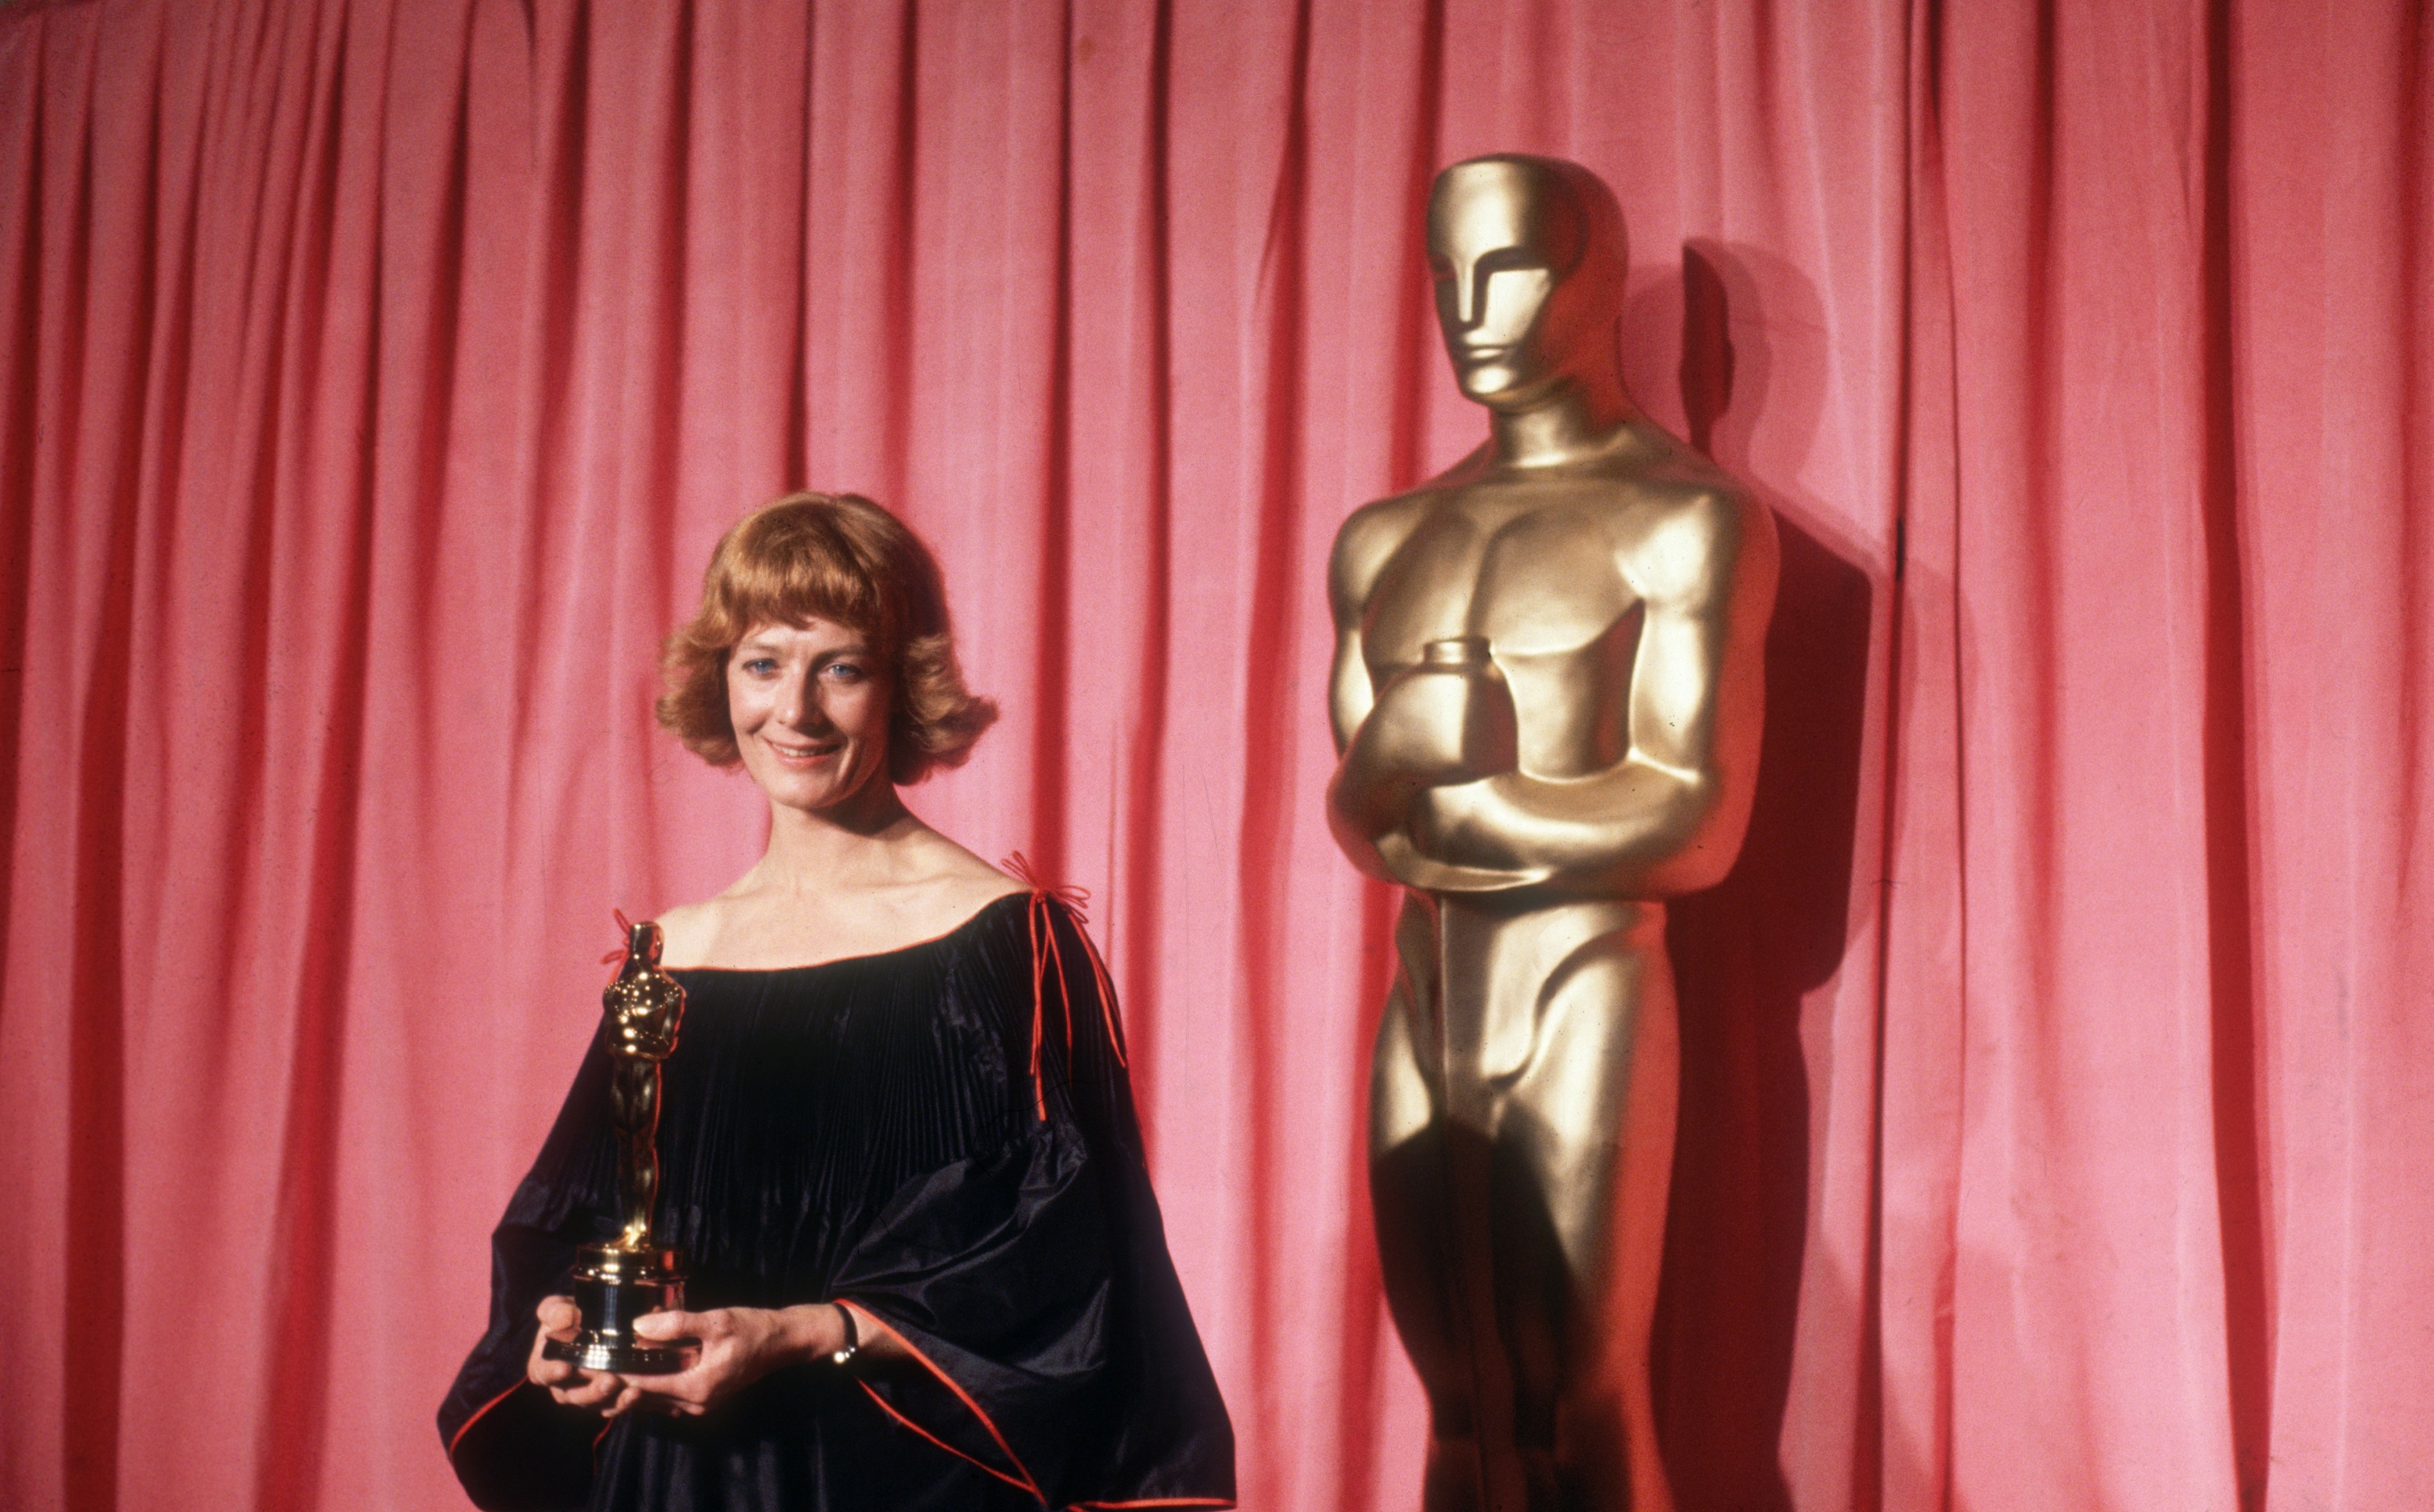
[610,1304,845,1418]
[527,1295,640,1415]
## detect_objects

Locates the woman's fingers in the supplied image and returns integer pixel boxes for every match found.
[527,1296,649,1410]
[548,1370,621,1408]
[575,1306,783,1419]
[527,1295,585,1388]
[622,1360,714,1411]
[626,1308,721,1410]
[520,1299,723,1415]
[630,1308,707,1342]
[617,1311,737,1414]
[622,1377,707,1416]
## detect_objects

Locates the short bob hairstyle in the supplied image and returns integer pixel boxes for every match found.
[656,492,997,784]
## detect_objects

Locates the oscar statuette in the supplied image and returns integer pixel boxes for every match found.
[542,919,699,1374]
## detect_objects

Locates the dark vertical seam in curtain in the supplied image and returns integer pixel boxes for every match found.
[2404,0,2432,835]
[138,3,204,707]
[61,11,127,1511]
[1995,0,2063,1491]
[2196,1,2268,1504]
[1924,1,1967,1506]
[1332,6,1446,1504]
[1388,0,1444,505]
[229,0,292,367]
[787,2,814,486]
[1858,0,1937,1504]
[1234,0,1317,1493]
[506,0,589,835]
[191,0,268,1119]
[2374,74,2432,1484]
[400,0,470,848]
[2012,0,2061,1261]
[1558,0,1583,158]
[1029,0,1078,885]
[629,0,695,862]
[882,0,918,507]
[217,16,316,1488]
[106,0,186,1466]
[406,0,475,707]
[0,19,48,1005]
[1116,0,1176,1135]
[254,5,373,1506]
[125,0,206,1247]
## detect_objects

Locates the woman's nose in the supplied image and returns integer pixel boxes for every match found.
[775,669,824,730]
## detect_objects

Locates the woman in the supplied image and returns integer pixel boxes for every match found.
[439,493,1234,1511]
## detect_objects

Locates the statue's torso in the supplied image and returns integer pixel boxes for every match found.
[1357,445,1718,784]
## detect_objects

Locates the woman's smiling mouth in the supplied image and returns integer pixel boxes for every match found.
[766,737,841,762]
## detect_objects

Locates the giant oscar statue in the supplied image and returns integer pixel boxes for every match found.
[1327,156,1778,1511]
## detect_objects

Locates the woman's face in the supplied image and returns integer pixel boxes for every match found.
[726,616,892,817]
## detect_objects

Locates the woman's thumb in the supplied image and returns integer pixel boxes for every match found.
[630,1309,698,1340]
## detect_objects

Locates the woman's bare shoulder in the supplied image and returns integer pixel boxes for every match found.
[651,898,729,969]
[901,831,1030,917]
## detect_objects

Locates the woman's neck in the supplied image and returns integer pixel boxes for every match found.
[752,783,921,893]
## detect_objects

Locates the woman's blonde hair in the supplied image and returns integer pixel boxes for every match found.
[656,492,996,784]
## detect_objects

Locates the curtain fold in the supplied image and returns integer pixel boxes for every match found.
[1,2,2423,1508]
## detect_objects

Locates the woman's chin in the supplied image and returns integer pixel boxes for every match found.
[754,767,892,822]
[767,779,845,813]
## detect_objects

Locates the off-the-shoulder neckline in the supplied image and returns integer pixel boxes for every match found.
[661,890,1034,975]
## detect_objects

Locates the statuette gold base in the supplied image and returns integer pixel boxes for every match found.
[541,1242,698,1375]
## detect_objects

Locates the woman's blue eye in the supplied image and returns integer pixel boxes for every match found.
[824,662,865,681]
[742,658,778,675]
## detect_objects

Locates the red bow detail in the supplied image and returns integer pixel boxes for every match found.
[600,907,637,982]
[1001,851,1090,920]
[1000,853,1127,1119]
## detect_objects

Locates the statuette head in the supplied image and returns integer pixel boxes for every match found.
[1426,155,1628,410]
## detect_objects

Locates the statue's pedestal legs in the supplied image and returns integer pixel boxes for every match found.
[1372,895,1679,1512]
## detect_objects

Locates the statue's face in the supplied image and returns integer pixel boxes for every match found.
[1426,161,1608,409]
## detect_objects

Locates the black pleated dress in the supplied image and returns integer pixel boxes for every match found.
[438,892,1234,1512]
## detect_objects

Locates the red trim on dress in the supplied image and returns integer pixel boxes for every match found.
[1000,855,1129,1117]
[445,1351,623,1471]
[1026,887,1051,1119]
[856,1382,1040,1496]
[841,1300,1045,1501]
[445,1379,527,1462]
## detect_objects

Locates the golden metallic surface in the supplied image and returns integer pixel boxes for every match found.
[545,1236,697,1373]
[604,920,686,1252]
[542,919,699,1376]
[1327,156,1778,1511]
[546,1330,693,1377]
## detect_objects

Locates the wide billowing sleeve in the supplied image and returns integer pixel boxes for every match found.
[436,1033,618,1512]
[832,897,1236,1510]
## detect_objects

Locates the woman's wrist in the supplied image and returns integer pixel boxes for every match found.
[769,1302,847,1366]
[826,1301,860,1367]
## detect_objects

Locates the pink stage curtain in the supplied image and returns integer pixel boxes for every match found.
[2,0,2426,1508]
